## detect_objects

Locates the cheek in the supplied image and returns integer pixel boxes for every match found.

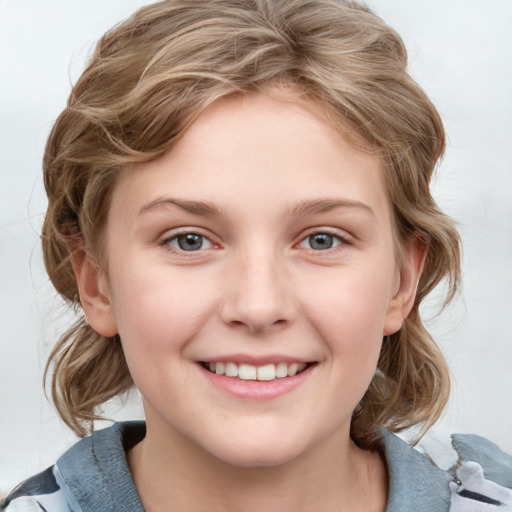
[307,268,393,330]
[293,269,394,425]
[108,264,217,363]
[299,264,394,369]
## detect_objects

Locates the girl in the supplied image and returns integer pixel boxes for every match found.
[2,1,511,511]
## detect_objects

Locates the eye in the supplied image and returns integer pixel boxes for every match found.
[165,232,214,252]
[298,232,344,251]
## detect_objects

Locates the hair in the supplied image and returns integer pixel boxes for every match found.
[42,0,461,448]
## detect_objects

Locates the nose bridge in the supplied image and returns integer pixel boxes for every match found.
[220,244,293,333]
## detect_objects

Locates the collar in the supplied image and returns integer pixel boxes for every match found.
[379,428,452,511]
[57,421,146,512]
[57,422,453,512]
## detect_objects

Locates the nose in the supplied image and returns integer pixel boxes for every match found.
[218,250,296,335]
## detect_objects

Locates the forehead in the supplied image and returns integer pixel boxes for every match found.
[111,92,391,225]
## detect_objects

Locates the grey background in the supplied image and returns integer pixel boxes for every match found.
[1,0,511,489]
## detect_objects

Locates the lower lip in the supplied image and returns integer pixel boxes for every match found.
[197,364,316,400]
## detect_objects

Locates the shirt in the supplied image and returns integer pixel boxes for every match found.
[2,421,512,511]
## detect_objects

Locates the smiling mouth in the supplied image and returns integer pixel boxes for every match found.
[199,361,316,381]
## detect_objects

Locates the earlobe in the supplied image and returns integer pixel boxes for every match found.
[72,248,118,337]
[383,239,427,336]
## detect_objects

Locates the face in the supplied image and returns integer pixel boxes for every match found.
[81,92,420,467]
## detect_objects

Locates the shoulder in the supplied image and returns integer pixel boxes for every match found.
[448,433,512,511]
[1,422,146,512]
[1,466,73,511]
[450,433,512,487]
[380,428,512,512]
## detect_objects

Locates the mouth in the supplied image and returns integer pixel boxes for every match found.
[199,361,317,382]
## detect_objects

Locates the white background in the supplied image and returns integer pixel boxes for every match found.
[1,0,511,491]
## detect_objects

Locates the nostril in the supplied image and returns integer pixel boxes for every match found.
[230,320,247,328]
[227,318,288,334]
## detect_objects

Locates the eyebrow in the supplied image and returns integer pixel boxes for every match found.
[289,198,375,217]
[137,197,375,218]
[138,197,222,217]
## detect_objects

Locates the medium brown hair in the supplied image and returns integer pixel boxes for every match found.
[43,0,461,448]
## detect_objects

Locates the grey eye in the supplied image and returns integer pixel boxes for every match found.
[174,233,208,251]
[307,233,335,250]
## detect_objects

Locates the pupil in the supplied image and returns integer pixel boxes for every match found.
[309,233,333,250]
[178,234,203,251]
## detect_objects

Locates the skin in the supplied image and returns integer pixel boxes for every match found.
[76,92,424,512]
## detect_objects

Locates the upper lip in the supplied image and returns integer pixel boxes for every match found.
[197,354,315,366]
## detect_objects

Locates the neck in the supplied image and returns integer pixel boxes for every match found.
[127,422,388,512]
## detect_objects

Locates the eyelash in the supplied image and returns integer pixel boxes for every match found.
[161,228,349,254]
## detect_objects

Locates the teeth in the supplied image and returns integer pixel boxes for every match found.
[205,361,309,381]
[276,362,288,378]
[215,362,225,375]
[225,362,238,377]
[257,364,276,381]
[239,364,257,380]
[288,363,299,376]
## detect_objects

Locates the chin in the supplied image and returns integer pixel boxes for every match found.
[206,436,306,469]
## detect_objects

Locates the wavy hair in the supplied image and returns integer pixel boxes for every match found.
[42,0,461,447]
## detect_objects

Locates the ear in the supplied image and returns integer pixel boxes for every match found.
[72,248,118,337]
[383,238,427,336]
